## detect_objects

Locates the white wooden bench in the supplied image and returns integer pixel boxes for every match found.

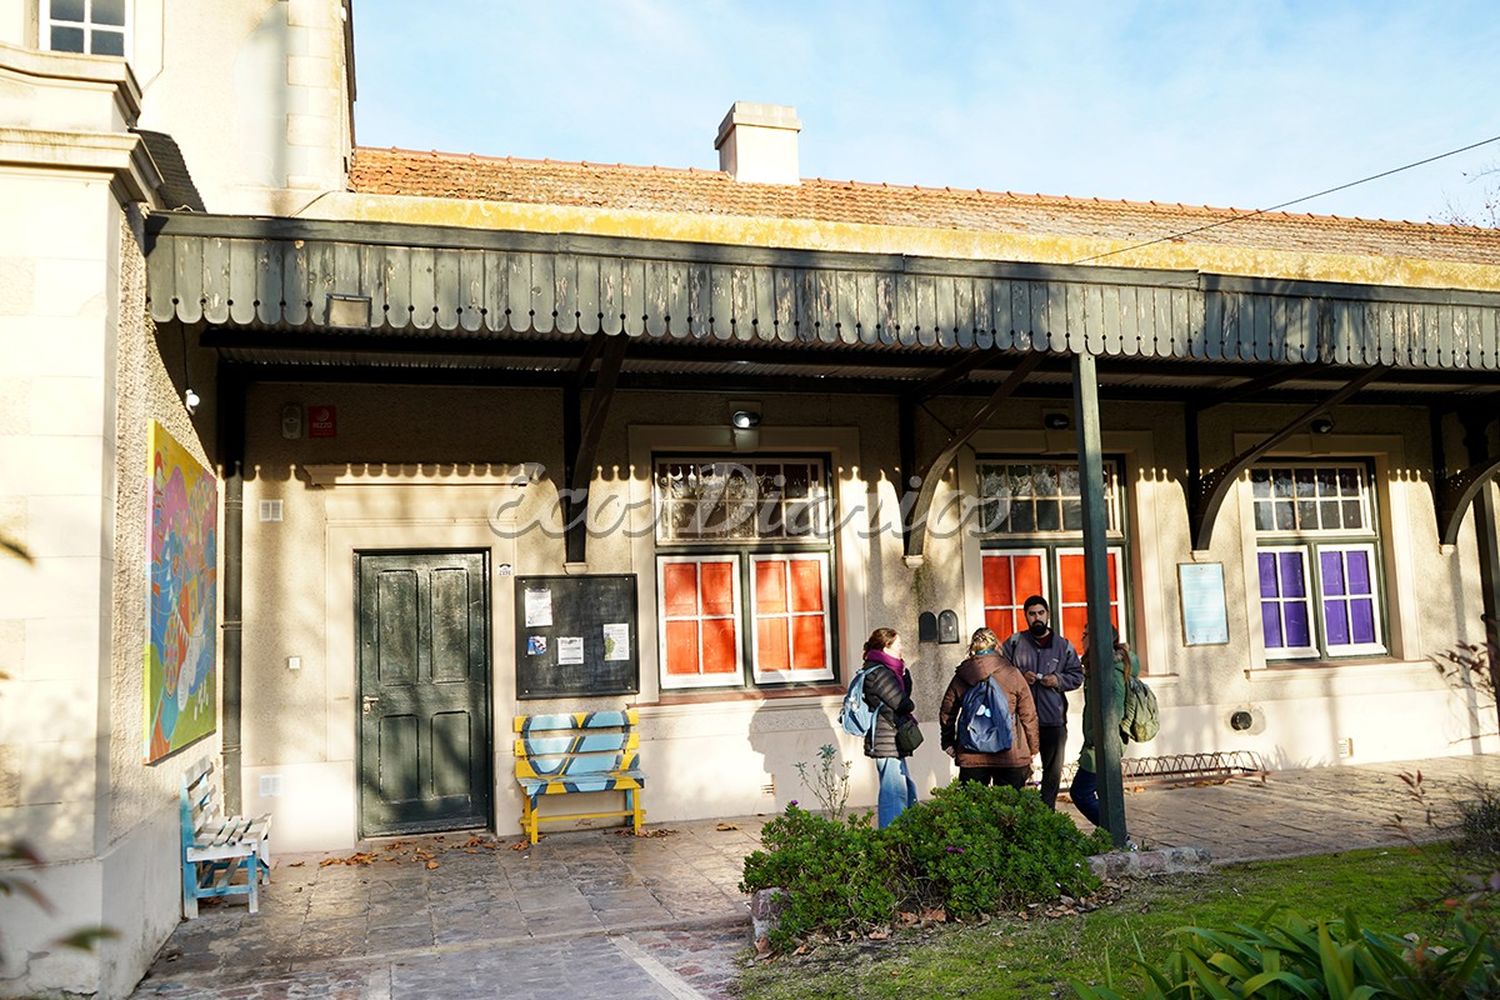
[180,755,272,918]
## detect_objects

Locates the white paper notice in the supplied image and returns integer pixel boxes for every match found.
[602,623,630,661]
[557,636,584,665]
[524,588,553,628]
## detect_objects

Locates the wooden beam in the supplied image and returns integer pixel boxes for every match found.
[1189,366,1388,551]
[905,351,996,403]
[902,352,1044,561]
[1192,364,1329,412]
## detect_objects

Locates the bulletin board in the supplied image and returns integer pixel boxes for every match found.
[514,574,639,699]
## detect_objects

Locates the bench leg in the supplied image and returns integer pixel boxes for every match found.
[257,838,272,885]
[625,790,643,836]
[182,858,199,920]
[245,856,259,915]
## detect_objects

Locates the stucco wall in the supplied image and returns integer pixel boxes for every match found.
[232,379,1498,852]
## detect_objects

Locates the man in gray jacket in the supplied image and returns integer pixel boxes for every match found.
[1000,595,1083,809]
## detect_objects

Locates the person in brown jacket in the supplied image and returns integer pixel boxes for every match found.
[938,627,1041,789]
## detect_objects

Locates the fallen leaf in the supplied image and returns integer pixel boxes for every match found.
[287,861,304,868]
[868,927,889,940]
[921,907,947,923]
[715,822,739,832]
[510,840,530,851]
[426,860,440,870]
[754,937,771,957]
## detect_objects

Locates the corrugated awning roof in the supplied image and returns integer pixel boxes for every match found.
[146,212,1500,372]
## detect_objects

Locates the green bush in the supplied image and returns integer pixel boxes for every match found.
[740,806,896,949]
[1073,907,1499,1000]
[1456,782,1500,861]
[741,784,1106,948]
[884,781,1104,919]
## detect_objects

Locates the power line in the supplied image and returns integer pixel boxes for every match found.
[1071,132,1500,265]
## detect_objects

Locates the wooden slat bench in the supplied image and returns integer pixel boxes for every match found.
[514,709,645,844]
[180,755,272,918]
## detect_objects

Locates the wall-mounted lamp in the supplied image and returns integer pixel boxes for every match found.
[731,409,762,430]
[1309,416,1335,435]
[1043,411,1072,431]
[184,388,200,415]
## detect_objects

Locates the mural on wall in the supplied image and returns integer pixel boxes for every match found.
[145,421,218,762]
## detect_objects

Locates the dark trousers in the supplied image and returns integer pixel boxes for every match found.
[958,765,1030,790]
[1070,767,1100,826]
[1038,725,1067,809]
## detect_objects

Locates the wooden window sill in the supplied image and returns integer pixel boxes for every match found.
[635,684,844,707]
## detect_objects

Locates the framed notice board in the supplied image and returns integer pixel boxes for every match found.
[514,574,639,699]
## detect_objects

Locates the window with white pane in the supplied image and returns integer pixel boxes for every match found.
[1250,463,1386,659]
[654,458,835,689]
[974,459,1129,653]
[43,0,128,57]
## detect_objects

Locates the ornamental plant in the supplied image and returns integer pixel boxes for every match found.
[740,782,1107,949]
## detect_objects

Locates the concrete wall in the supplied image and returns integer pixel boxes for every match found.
[233,380,1499,854]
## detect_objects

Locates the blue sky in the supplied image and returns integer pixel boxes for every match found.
[352,1,1500,225]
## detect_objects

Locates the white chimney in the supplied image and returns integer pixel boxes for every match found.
[715,102,801,185]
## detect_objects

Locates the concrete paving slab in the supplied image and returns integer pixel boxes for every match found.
[133,753,1500,999]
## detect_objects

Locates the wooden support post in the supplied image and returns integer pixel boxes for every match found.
[563,336,627,564]
[1074,352,1126,847]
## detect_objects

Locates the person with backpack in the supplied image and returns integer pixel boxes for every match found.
[938,628,1040,789]
[1068,623,1142,829]
[1001,596,1083,810]
[856,627,920,828]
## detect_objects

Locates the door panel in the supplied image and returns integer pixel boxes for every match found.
[358,551,490,836]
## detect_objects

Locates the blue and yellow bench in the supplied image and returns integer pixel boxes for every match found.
[514,709,645,844]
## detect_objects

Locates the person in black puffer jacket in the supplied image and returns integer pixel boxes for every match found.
[860,627,918,828]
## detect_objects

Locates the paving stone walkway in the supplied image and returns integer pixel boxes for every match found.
[132,753,1499,1000]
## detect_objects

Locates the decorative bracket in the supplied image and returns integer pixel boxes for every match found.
[563,335,627,563]
[1189,366,1388,551]
[901,352,1043,561]
[1437,412,1500,547]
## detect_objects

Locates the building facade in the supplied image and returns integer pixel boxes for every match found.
[2,3,1498,997]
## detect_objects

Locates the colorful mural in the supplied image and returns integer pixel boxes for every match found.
[145,421,218,762]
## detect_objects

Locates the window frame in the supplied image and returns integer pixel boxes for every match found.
[652,453,840,692]
[655,553,745,690]
[42,0,130,58]
[748,552,835,685]
[1249,459,1389,662]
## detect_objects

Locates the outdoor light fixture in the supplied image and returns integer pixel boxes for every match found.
[1043,412,1072,431]
[1310,416,1335,435]
[731,409,762,430]
[184,388,200,415]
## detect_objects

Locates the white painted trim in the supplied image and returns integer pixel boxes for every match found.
[304,463,535,488]
[655,554,745,690]
[1315,542,1387,657]
[1055,545,1129,644]
[748,552,835,684]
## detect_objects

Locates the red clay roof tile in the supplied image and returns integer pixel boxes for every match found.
[348,146,1500,266]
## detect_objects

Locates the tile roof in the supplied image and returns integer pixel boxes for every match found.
[349,146,1500,266]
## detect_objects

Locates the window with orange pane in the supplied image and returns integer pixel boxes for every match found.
[654,457,835,690]
[977,458,1129,656]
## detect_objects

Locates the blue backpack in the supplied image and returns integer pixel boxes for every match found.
[839,666,877,737]
[957,675,1014,753]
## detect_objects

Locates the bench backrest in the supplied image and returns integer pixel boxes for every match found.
[514,709,639,782]
[181,755,221,844]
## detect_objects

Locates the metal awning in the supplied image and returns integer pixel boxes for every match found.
[145,213,1500,372]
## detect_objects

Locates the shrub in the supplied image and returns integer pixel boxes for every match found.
[1073,907,1499,1000]
[741,783,1107,947]
[1456,781,1500,860]
[740,806,897,949]
[884,781,1103,919]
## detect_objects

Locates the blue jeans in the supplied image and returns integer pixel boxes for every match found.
[875,757,917,828]
[1070,767,1100,827]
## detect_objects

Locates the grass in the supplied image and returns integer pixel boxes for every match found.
[735,845,1463,1000]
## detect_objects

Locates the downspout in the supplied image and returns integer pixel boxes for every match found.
[218,364,246,812]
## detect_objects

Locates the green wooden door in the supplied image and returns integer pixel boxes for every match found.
[357,551,491,836]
